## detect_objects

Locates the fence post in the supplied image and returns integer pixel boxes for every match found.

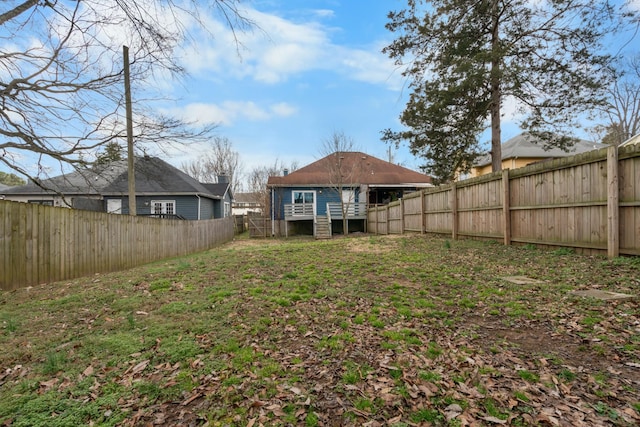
[502,169,511,246]
[400,198,405,234]
[450,183,458,240]
[421,190,426,234]
[386,204,390,235]
[607,145,619,258]
[375,206,379,235]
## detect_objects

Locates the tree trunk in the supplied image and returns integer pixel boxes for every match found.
[490,0,502,173]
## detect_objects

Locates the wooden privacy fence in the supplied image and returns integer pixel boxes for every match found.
[0,202,235,290]
[368,144,640,257]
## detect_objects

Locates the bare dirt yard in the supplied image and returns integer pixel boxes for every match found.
[1,234,639,426]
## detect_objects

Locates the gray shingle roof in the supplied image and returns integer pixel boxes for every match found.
[1,156,223,198]
[474,133,605,167]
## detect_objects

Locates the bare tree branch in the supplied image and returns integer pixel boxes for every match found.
[0,0,251,184]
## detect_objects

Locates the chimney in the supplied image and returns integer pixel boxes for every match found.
[217,174,228,183]
[283,168,289,176]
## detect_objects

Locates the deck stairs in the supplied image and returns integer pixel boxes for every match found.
[315,215,332,239]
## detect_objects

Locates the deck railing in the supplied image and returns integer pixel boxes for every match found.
[326,202,367,219]
[284,203,315,219]
[283,202,367,220]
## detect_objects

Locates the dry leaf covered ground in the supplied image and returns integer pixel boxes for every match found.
[0,234,639,426]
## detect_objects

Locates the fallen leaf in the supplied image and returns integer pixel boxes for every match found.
[482,416,507,424]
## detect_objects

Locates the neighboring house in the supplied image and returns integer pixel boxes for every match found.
[233,192,262,215]
[1,156,232,220]
[620,133,640,147]
[469,132,605,178]
[201,177,234,219]
[267,151,433,238]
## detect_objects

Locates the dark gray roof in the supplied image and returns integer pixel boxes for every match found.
[2,156,222,198]
[475,132,605,167]
[201,183,231,199]
[0,183,9,191]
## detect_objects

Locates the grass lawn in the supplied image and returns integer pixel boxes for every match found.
[1,233,639,426]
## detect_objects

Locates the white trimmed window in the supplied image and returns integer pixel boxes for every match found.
[151,200,175,215]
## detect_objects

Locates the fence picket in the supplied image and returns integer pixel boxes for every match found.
[368,145,640,257]
[0,206,234,290]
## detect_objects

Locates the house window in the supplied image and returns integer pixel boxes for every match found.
[28,200,54,206]
[292,191,315,216]
[106,199,122,214]
[224,202,230,217]
[151,200,175,215]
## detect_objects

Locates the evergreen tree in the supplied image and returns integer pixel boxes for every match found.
[383,0,637,182]
[95,142,124,166]
[0,171,25,186]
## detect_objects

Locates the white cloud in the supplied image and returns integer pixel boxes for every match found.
[311,9,335,19]
[176,5,400,89]
[270,102,298,117]
[167,101,297,126]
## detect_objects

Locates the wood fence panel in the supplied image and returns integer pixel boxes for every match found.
[387,202,402,234]
[403,193,423,232]
[457,177,503,238]
[1,202,234,290]
[423,187,452,234]
[619,148,640,254]
[367,145,639,257]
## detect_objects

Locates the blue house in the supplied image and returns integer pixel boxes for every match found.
[1,156,232,220]
[267,151,433,238]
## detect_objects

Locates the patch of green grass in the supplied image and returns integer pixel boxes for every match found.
[580,315,602,327]
[368,315,385,328]
[483,398,509,420]
[2,235,639,426]
[341,361,367,385]
[410,408,442,423]
[2,316,18,333]
[425,342,443,359]
[419,370,441,382]
[159,336,202,364]
[42,351,67,375]
[513,390,529,402]
[518,370,539,383]
[305,411,319,426]
[353,397,375,413]
[592,402,619,420]
[317,333,354,352]
[149,278,172,292]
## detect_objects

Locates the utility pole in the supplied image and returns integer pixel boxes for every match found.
[123,45,136,215]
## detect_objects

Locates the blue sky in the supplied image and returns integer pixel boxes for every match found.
[2,0,639,185]
[158,0,639,184]
[160,0,421,179]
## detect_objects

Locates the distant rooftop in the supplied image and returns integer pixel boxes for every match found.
[475,132,606,167]
[268,151,432,187]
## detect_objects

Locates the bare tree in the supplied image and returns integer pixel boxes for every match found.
[319,131,361,235]
[595,54,640,145]
[0,1,252,184]
[180,137,243,194]
[247,159,299,214]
